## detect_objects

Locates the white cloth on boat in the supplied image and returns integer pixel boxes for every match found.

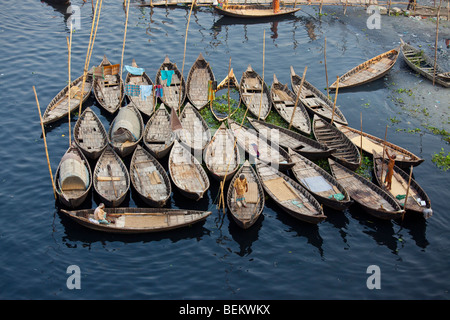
[300,176,333,193]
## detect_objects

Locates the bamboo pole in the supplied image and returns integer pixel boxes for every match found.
[330,76,339,125]
[320,0,323,14]
[33,86,57,200]
[66,23,73,146]
[360,112,363,166]
[402,165,414,220]
[433,0,442,86]
[227,57,231,117]
[120,0,131,78]
[258,29,266,121]
[344,0,348,14]
[324,37,330,100]
[381,124,388,186]
[289,66,307,130]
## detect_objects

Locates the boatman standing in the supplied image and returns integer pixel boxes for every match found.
[384,149,397,191]
[234,174,248,208]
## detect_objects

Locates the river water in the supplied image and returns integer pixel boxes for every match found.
[0,0,449,301]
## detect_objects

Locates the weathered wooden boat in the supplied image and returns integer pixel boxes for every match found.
[256,161,326,224]
[155,55,186,110]
[42,73,93,125]
[313,115,361,170]
[214,4,301,18]
[204,123,240,181]
[130,145,171,207]
[124,59,155,118]
[328,159,404,220]
[240,65,272,120]
[227,160,265,229]
[168,141,210,200]
[335,122,424,169]
[93,146,130,207]
[210,68,241,122]
[60,207,212,234]
[372,151,432,218]
[93,55,125,114]
[73,107,108,160]
[229,119,294,171]
[288,148,352,211]
[329,47,400,89]
[143,105,175,159]
[177,103,211,154]
[400,39,450,88]
[271,74,311,136]
[54,142,92,208]
[290,66,348,125]
[247,117,334,160]
[108,104,144,158]
[186,53,215,111]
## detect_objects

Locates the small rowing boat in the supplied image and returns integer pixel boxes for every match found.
[177,103,211,154]
[73,107,108,160]
[143,105,175,159]
[210,68,241,122]
[214,3,301,18]
[240,65,272,120]
[155,55,186,110]
[186,53,215,111]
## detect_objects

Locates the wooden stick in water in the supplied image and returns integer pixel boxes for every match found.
[360,112,363,166]
[120,0,131,77]
[433,0,442,86]
[66,24,73,146]
[402,165,414,220]
[258,29,266,120]
[324,37,330,100]
[381,124,388,186]
[330,76,339,125]
[289,66,307,130]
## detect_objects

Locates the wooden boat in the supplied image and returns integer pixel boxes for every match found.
[400,39,450,88]
[143,105,175,159]
[204,123,240,181]
[214,4,301,18]
[290,66,348,125]
[177,103,211,154]
[288,148,352,211]
[227,160,265,229]
[186,53,215,110]
[210,68,241,122]
[168,141,210,200]
[328,159,404,220]
[271,74,311,136]
[73,107,108,160]
[155,55,186,110]
[54,142,92,208]
[372,151,432,218]
[334,122,424,169]
[60,207,212,234]
[229,119,294,171]
[256,161,326,224]
[108,104,144,158]
[329,47,400,89]
[240,65,272,120]
[313,115,361,170]
[130,145,171,207]
[93,55,125,114]
[93,146,130,207]
[43,73,93,125]
[247,117,334,160]
[124,59,156,118]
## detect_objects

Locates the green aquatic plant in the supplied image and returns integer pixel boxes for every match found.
[432,148,450,171]
[355,154,373,180]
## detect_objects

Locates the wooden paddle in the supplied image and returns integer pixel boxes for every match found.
[107,164,118,198]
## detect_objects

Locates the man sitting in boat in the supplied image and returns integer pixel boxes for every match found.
[384,150,397,191]
[234,174,248,208]
[94,203,110,225]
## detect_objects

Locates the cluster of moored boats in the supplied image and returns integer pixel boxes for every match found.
[46,39,445,234]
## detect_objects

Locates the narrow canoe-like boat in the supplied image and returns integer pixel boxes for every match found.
[328,159,404,220]
[186,53,215,111]
[400,39,450,88]
[372,151,432,218]
[177,103,211,154]
[229,119,294,171]
[247,117,334,160]
[313,115,361,170]
[227,160,265,229]
[155,55,186,110]
[210,68,241,122]
[335,122,424,169]
[288,148,352,211]
[73,107,108,160]
[124,59,156,118]
[271,74,311,136]
[43,73,93,125]
[130,145,171,207]
[93,146,130,207]
[60,207,212,234]
[329,47,400,90]
[240,65,272,120]
[290,66,348,125]
[108,104,144,158]
[143,105,175,159]
[214,4,301,18]
[168,141,210,200]
[93,55,125,114]
[256,161,326,224]
[204,123,240,181]
[54,142,92,208]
